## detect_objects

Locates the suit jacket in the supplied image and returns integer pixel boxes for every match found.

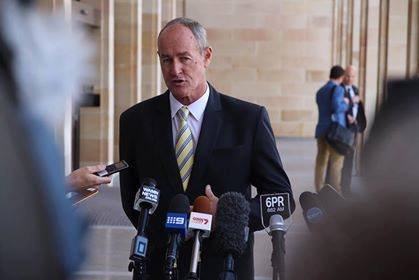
[341,84,367,133]
[119,84,294,280]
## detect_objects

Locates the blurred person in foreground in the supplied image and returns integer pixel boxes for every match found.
[0,0,93,279]
[119,17,294,280]
[339,65,366,197]
[314,65,349,194]
[289,78,419,280]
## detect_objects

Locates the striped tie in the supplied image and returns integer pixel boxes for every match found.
[175,106,194,191]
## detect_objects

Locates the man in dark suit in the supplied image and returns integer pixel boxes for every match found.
[119,17,294,280]
[340,65,366,196]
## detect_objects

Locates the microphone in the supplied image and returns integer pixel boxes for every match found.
[269,215,286,280]
[133,178,159,215]
[214,192,250,280]
[300,185,347,230]
[300,188,358,242]
[299,191,325,232]
[260,193,290,280]
[186,196,213,280]
[128,178,160,279]
[164,194,190,280]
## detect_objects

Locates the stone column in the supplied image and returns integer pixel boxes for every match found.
[406,0,419,77]
[141,0,161,100]
[387,0,409,78]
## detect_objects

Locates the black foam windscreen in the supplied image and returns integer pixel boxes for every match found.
[141,177,157,188]
[214,192,250,257]
[168,193,190,213]
[299,191,318,212]
[299,191,326,230]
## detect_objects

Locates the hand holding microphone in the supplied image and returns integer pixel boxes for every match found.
[66,164,112,190]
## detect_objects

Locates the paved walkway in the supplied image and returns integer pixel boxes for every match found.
[74,138,358,280]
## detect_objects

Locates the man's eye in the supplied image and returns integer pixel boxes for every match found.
[161,58,171,64]
[180,57,191,63]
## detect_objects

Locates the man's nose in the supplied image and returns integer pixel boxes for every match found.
[169,60,182,76]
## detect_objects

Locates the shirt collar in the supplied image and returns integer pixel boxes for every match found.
[169,83,210,121]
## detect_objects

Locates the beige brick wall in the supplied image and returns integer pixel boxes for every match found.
[80,0,114,168]
[186,0,334,137]
[37,0,417,168]
[387,0,409,77]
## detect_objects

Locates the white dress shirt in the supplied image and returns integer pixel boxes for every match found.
[345,85,359,118]
[169,83,210,151]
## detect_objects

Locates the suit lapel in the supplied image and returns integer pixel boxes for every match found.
[188,85,222,195]
[353,85,359,96]
[152,92,184,193]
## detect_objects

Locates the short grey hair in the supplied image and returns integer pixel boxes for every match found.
[158,17,209,54]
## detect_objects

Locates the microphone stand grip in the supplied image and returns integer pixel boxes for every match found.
[129,258,148,280]
[185,232,201,280]
[165,234,181,280]
[218,254,237,280]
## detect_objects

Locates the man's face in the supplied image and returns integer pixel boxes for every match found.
[344,68,356,86]
[158,24,212,105]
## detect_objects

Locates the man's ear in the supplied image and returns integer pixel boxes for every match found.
[203,47,212,68]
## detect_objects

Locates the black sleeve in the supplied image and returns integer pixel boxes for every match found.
[119,111,140,227]
[356,102,367,132]
[248,106,295,232]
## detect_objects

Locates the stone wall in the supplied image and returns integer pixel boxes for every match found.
[186,0,333,137]
[37,0,418,168]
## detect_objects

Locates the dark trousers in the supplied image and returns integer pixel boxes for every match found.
[341,148,355,197]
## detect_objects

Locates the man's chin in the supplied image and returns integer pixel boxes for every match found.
[170,90,190,103]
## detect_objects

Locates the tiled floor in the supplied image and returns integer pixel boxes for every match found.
[73,138,335,280]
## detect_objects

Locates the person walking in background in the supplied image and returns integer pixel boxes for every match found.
[314,65,349,193]
[340,65,366,197]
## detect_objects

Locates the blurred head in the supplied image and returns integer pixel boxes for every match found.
[329,65,345,84]
[343,65,356,86]
[0,0,92,129]
[157,17,212,105]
